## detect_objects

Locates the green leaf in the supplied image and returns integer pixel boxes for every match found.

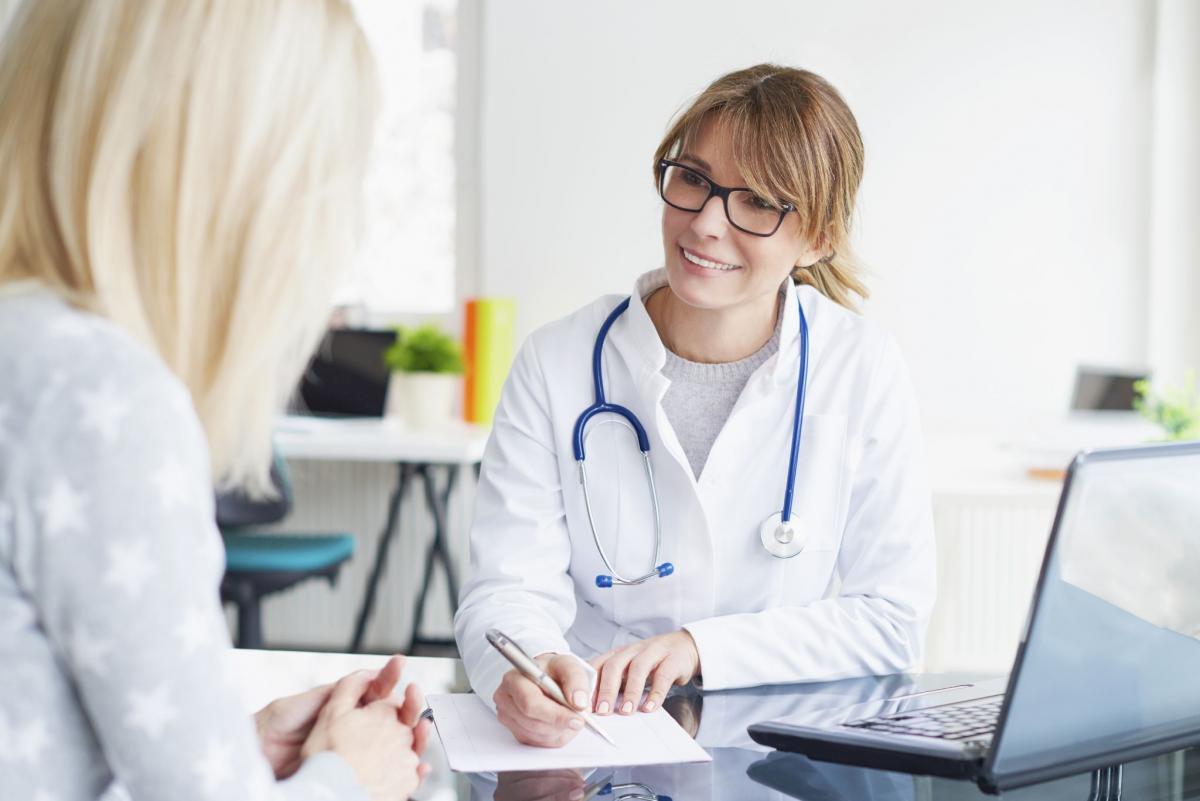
[383,324,464,374]
[1134,369,1200,442]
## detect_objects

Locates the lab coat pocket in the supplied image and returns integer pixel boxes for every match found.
[776,412,849,602]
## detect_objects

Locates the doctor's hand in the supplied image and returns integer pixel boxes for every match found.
[590,630,700,716]
[494,654,594,748]
[495,769,587,801]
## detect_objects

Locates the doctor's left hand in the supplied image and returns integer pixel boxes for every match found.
[590,630,700,716]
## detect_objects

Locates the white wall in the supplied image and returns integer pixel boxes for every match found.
[474,0,1161,436]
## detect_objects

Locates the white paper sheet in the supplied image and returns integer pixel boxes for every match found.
[428,693,713,773]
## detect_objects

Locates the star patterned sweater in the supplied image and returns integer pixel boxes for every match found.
[0,282,366,801]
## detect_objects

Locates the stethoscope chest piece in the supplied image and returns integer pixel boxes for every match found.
[759,511,809,558]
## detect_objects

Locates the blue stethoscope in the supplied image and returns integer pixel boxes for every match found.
[572,294,810,588]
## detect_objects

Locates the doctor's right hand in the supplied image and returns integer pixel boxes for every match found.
[494,654,594,748]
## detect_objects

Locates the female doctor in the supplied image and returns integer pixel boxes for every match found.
[454,64,936,748]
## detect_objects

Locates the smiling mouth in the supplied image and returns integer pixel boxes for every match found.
[681,248,741,271]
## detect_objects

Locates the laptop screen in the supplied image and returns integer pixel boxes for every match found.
[988,443,1200,778]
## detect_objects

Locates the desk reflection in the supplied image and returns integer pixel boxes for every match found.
[462,674,1200,801]
[466,673,922,801]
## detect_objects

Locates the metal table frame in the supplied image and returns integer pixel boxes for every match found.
[350,462,463,653]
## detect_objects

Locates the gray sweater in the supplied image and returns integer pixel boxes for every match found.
[0,282,365,801]
[659,299,782,479]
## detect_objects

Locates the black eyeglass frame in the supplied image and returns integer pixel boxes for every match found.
[656,158,796,237]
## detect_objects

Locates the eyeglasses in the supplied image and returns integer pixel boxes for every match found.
[657,158,795,237]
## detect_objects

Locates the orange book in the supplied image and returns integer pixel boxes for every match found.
[463,300,479,421]
[464,298,515,424]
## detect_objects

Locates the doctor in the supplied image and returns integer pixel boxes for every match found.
[454,63,936,748]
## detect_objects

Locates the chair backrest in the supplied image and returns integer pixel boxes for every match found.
[215,451,294,528]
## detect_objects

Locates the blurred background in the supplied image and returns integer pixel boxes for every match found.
[10,0,1195,673]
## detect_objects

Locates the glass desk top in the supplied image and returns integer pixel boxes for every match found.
[227,651,1200,801]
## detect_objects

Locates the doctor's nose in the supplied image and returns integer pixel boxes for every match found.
[689,194,730,239]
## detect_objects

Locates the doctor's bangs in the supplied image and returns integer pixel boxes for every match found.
[652,64,870,310]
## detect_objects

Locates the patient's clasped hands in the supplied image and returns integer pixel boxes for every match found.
[256,655,431,800]
[494,630,700,748]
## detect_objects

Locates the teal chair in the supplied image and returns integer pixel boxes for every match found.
[217,454,354,649]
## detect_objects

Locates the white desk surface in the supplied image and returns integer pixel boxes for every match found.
[274,415,490,464]
[226,649,469,798]
[225,648,468,713]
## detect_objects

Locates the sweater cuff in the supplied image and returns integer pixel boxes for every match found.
[284,752,368,801]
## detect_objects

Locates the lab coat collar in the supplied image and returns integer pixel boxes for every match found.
[613,268,805,387]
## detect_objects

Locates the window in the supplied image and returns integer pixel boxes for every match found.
[340,0,457,319]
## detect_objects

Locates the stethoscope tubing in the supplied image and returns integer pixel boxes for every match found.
[779,299,809,525]
[575,293,808,586]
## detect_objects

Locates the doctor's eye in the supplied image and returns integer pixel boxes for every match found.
[679,169,709,188]
[741,192,781,212]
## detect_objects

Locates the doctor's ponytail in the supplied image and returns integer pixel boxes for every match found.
[653,64,869,311]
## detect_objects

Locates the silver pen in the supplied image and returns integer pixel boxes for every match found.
[485,628,615,746]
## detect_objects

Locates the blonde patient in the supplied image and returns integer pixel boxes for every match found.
[0,1,427,799]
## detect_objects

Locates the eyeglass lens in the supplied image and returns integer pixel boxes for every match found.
[659,163,783,236]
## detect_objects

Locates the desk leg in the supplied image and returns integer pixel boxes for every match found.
[1088,765,1123,801]
[350,461,414,653]
[409,464,460,653]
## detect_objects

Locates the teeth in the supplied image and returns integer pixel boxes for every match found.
[683,249,739,271]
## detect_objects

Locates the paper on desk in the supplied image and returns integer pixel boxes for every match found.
[428,693,712,773]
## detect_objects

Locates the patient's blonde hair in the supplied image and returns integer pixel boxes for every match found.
[0,0,378,494]
[654,64,868,309]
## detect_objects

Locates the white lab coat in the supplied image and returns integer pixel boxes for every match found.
[454,269,936,705]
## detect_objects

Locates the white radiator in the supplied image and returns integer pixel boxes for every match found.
[234,459,477,653]
[239,462,1059,670]
[923,491,1059,673]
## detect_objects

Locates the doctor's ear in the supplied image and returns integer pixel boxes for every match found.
[794,234,836,271]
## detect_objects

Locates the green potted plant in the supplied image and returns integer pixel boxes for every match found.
[1133,370,1200,441]
[383,324,465,427]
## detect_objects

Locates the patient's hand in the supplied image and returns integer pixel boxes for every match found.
[255,655,428,779]
[590,630,700,716]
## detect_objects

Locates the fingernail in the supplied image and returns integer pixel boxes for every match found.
[572,690,587,709]
[644,700,657,712]
[621,700,633,714]
[569,790,584,801]
[597,701,610,714]
[568,717,584,730]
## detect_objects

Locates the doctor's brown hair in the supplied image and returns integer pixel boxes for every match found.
[653,64,868,310]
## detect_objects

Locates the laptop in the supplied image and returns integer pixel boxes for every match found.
[749,441,1200,793]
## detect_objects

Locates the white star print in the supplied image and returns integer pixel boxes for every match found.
[104,539,154,600]
[69,626,112,678]
[9,717,50,764]
[244,769,274,801]
[49,314,92,339]
[194,739,233,796]
[309,782,337,800]
[216,647,241,690]
[152,457,195,512]
[35,478,88,538]
[77,381,130,444]
[175,605,216,656]
[125,683,177,739]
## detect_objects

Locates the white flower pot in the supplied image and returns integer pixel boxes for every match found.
[385,372,458,427]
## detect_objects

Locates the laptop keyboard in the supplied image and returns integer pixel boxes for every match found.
[843,696,1002,741]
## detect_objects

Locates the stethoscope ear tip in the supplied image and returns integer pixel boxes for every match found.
[655,562,674,577]
[595,574,614,588]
